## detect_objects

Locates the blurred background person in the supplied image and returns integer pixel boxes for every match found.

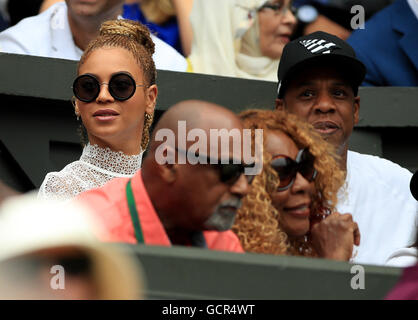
[0,0,187,72]
[347,0,418,86]
[233,109,360,261]
[123,0,194,56]
[188,0,297,81]
[38,19,157,201]
[0,194,144,299]
[291,0,395,40]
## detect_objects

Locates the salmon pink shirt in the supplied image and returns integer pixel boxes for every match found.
[76,170,244,253]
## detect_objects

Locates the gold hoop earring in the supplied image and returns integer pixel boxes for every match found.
[141,112,154,151]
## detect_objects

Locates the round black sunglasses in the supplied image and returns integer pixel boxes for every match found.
[271,148,317,191]
[72,72,144,103]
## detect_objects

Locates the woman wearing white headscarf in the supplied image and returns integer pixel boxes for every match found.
[188,0,297,81]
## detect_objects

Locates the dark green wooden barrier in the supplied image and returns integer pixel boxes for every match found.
[116,244,401,300]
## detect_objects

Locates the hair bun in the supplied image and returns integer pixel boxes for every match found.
[100,20,155,55]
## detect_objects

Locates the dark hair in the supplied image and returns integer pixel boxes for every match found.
[78,19,156,86]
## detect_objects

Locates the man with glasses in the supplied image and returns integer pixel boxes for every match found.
[76,100,251,251]
[0,0,187,72]
[275,31,418,266]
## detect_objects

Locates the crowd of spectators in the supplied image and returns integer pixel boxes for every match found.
[0,0,417,299]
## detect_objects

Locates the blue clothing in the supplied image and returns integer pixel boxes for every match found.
[347,0,418,86]
[123,3,182,55]
[293,0,329,7]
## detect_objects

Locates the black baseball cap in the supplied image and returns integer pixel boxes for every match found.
[277,31,366,98]
[411,171,418,201]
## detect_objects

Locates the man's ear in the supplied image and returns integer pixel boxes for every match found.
[353,96,360,125]
[275,98,285,111]
[157,146,177,184]
[158,163,177,184]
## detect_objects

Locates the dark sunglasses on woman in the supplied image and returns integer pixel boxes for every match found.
[72,72,144,103]
[175,147,255,186]
[271,148,317,191]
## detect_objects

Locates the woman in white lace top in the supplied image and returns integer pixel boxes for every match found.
[38,19,158,201]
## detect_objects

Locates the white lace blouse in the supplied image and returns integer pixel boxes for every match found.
[38,143,143,201]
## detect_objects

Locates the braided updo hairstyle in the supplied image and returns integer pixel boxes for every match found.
[77,19,157,151]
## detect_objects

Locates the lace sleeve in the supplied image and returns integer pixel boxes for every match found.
[38,172,78,202]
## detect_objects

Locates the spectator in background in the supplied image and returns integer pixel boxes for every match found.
[123,0,194,56]
[76,100,251,252]
[275,31,418,266]
[347,0,418,86]
[188,0,297,81]
[0,194,144,299]
[292,0,395,40]
[38,19,157,201]
[0,0,187,72]
[233,109,360,261]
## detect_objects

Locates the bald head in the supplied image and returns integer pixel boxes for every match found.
[150,100,243,151]
[141,100,250,236]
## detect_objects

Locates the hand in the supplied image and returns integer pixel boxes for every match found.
[310,212,360,261]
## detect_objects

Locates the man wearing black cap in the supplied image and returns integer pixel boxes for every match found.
[275,31,418,266]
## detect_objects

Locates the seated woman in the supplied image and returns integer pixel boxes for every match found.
[188,0,297,80]
[38,19,158,201]
[233,109,360,260]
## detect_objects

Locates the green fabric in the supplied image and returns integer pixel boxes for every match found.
[126,179,144,244]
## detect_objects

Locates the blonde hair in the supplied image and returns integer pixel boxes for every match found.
[77,19,157,150]
[140,0,176,24]
[232,109,345,256]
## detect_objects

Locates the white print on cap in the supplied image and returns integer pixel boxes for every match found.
[299,39,337,54]
[277,81,282,95]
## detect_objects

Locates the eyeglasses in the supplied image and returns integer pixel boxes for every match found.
[258,1,297,16]
[270,148,317,191]
[175,147,255,186]
[72,72,144,103]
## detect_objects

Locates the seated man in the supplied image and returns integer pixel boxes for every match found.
[0,0,187,72]
[275,31,418,266]
[76,100,252,252]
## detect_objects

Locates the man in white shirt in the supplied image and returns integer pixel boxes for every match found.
[0,0,187,72]
[275,31,418,266]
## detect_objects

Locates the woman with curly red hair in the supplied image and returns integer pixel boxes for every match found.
[233,109,360,260]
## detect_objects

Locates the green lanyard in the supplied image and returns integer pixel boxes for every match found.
[126,179,144,244]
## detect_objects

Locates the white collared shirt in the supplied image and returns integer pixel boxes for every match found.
[0,2,187,71]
